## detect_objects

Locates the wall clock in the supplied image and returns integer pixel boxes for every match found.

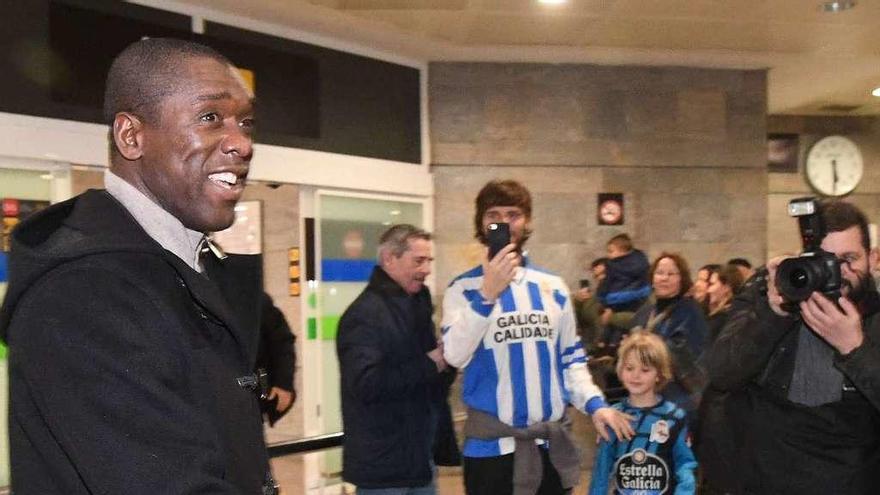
[598,193,624,226]
[805,135,863,197]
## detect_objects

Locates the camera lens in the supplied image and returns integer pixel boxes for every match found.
[789,268,809,289]
[777,258,820,302]
[777,252,843,304]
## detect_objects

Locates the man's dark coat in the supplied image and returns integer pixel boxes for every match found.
[336,266,445,489]
[707,269,880,494]
[0,190,270,494]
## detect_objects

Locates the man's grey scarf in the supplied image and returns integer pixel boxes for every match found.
[788,323,844,406]
[463,409,581,495]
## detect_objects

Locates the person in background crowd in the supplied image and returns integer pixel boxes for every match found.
[442,180,633,495]
[704,265,744,346]
[726,257,754,282]
[256,293,297,426]
[691,264,721,315]
[596,235,650,352]
[708,201,880,494]
[576,257,635,354]
[0,38,274,493]
[695,264,744,495]
[573,258,608,354]
[337,224,449,494]
[630,253,708,418]
[591,257,608,284]
[589,331,697,495]
[597,233,651,319]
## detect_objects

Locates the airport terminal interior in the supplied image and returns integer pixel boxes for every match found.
[1,0,880,493]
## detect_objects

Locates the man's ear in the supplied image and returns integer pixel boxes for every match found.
[112,112,145,161]
[379,249,392,268]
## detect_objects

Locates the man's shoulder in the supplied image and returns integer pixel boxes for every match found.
[24,253,178,307]
[339,287,389,325]
[62,250,172,276]
[448,265,484,288]
[4,253,184,349]
[523,264,567,290]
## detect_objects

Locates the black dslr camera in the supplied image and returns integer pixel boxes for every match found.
[776,197,842,308]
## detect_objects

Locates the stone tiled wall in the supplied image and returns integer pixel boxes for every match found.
[430,63,769,292]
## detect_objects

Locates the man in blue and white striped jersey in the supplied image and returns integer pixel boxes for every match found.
[442,180,634,495]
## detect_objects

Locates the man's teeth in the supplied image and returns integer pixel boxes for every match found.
[209,172,238,189]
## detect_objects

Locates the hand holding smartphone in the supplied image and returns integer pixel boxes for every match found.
[486,222,511,259]
[482,222,517,302]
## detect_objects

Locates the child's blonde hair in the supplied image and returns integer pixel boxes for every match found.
[615,331,673,388]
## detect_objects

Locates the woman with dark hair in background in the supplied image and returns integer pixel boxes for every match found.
[704,265,745,346]
[692,264,721,315]
[630,253,708,416]
[697,264,746,495]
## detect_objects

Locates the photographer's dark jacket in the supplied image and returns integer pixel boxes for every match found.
[707,269,880,494]
[0,190,270,494]
[337,266,447,489]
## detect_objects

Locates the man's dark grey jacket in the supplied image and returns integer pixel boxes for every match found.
[707,269,880,494]
[0,190,270,494]
[337,266,443,489]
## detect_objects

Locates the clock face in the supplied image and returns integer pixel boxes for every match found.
[805,135,863,197]
[599,200,622,225]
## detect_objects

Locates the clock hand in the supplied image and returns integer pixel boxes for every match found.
[831,159,838,194]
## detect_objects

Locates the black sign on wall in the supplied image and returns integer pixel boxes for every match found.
[1,0,421,164]
[48,0,191,116]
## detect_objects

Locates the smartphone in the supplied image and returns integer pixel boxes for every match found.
[486,222,510,259]
[579,279,591,289]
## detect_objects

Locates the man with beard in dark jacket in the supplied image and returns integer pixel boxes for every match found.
[0,38,273,494]
[707,201,880,494]
[337,224,447,494]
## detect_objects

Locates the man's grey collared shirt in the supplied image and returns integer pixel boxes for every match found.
[104,170,205,273]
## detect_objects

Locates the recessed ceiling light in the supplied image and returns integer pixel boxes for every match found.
[821,1,856,12]
[872,87,880,97]
[538,0,567,4]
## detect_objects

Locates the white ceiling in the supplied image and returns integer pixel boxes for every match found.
[173,0,880,115]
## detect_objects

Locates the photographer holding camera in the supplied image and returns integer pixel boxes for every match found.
[707,199,880,494]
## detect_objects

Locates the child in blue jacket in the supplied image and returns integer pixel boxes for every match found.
[597,234,651,314]
[589,331,697,495]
